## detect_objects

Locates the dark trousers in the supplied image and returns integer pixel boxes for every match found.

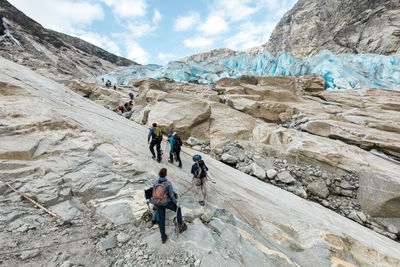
[170,148,182,167]
[157,202,182,240]
[150,139,161,160]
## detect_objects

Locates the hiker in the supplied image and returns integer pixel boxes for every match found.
[129,92,134,100]
[118,105,124,114]
[169,132,182,168]
[148,123,163,162]
[124,102,131,112]
[191,155,209,206]
[114,85,117,90]
[102,77,104,82]
[153,168,187,243]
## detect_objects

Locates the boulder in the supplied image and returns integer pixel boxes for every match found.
[277,171,296,184]
[307,180,329,198]
[215,77,241,87]
[259,102,297,122]
[250,163,266,180]
[97,236,117,251]
[209,103,257,148]
[221,153,239,165]
[239,75,258,85]
[116,232,131,243]
[187,137,199,146]
[227,97,259,117]
[266,169,278,179]
[146,93,211,140]
[297,75,325,93]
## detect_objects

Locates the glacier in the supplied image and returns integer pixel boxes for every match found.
[94,50,400,90]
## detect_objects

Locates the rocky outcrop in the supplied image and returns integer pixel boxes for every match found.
[1,56,400,266]
[0,0,135,80]
[181,48,237,62]
[264,0,400,57]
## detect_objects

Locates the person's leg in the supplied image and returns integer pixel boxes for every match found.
[149,140,156,158]
[166,202,182,224]
[176,149,182,167]
[156,140,161,161]
[169,151,174,163]
[201,178,206,202]
[157,206,167,240]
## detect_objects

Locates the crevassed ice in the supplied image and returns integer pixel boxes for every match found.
[93,50,400,90]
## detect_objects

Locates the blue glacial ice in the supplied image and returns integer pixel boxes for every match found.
[94,50,400,90]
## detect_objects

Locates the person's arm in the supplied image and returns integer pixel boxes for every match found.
[148,128,154,142]
[168,182,177,205]
[191,164,196,175]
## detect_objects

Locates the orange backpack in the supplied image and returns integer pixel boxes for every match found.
[153,180,168,206]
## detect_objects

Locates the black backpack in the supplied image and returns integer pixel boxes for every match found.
[173,135,182,150]
[195,160,207,178]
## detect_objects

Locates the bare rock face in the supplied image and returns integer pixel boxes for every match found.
[0,0,134,80]
[264,0,400,57]
[181,48,238,63]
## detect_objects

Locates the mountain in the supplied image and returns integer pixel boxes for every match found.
[181,48,238,62]
[0,0,135,79]
[264,0,400,57]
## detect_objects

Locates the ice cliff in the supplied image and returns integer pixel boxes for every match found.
[95,50,400,90]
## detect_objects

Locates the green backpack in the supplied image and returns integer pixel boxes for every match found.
[154,127,162,140]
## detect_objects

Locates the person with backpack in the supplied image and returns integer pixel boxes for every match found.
[191,155,209,206]
[167,132,182,168]
[148,123,163,162]
[153,168,187,243]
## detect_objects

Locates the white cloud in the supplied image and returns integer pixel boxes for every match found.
[101,0,147,18]
[126,41,149,64]
[209,0,258,22]
[184,36,214,49]
[157,53,177,62]
[174,12,200,32]
[9,0,104,33]
[127,22,155,38]
[75,31,121,56]
[198,15,229,35]
[152,9,162,24]
[225,21,276,50]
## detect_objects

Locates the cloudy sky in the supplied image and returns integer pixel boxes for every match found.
[9,0,297,65]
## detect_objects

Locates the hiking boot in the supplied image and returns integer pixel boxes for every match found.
[157,159,161,163]
[152,155,156,160]
[178,164,182,168]
[199,201,205,206]
[162,235,168,244]
[152,219,157,225]
[178,223,187,233]
[168,160,173,164]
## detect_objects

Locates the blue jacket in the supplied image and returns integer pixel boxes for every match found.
[169,137,175,152]
[153,177,177,205]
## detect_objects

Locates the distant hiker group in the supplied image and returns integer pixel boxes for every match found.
[117,92,135,114]
[146,122,210,244]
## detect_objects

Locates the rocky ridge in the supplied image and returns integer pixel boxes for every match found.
[0,0,135,80]
[264,0,400,57]
[2,55,400,266]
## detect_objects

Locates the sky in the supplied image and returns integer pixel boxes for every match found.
[8,0,297,65]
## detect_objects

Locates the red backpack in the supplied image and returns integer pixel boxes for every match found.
[153,180,168,206]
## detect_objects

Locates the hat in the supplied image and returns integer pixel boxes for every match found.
[173,132,177,135]
[167,133,172,137]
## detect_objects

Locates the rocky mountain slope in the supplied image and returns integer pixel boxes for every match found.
[2,55,400,266]
[264,0,400,57]
[181,48,238,63]
[0,0,135,80]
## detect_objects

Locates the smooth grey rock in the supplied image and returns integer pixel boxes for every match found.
[250,163,266,180]
[266,169,278,179]
[59,261,72,267]
[340,189,354,197]
[277,171,296,184]
[117,232,131,243]
[214,148,223,155]
[192,145,202,151]
[339,180,356,190]
[307,180,329,198]
[221,153,239,164]
[187,137,199,146]
[356,212,367,223]
[97,236,117,251]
